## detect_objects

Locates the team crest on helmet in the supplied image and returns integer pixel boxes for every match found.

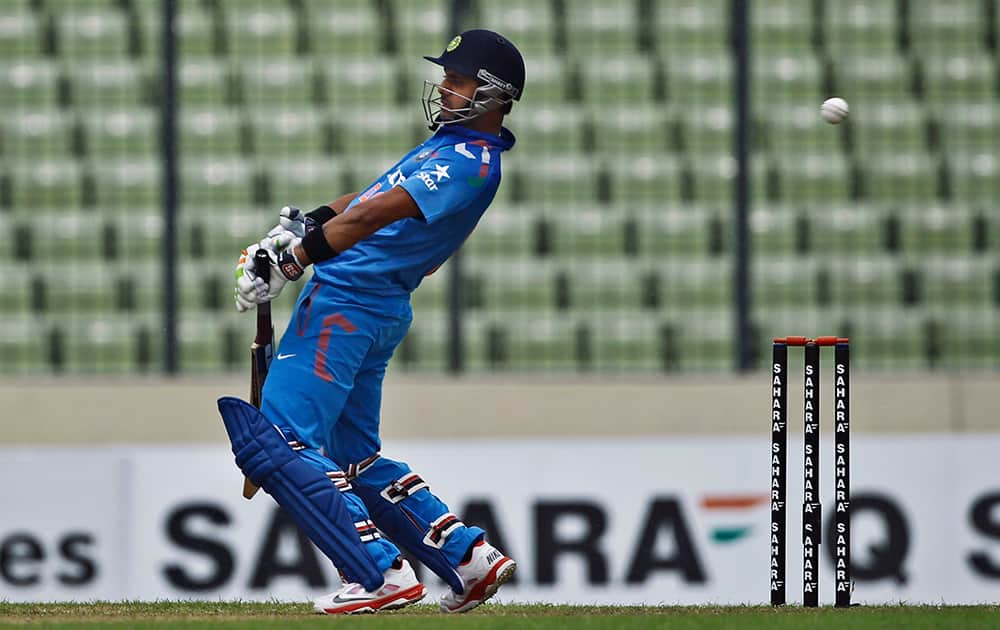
[446,35,462,52]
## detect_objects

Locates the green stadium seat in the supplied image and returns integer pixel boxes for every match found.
[564,259,650,310]
[341,153,402,194]
[805,204,884,254]
[2,109,74,161]
[179,106,245,156]
[753,255,822,307]
[545,206,625,256]
[920,53,996,106]
[663,52,730,106]
[935,309,999,368]
[0,61,58,109]
[0,315,51,375]
[595,104,672,154]
[919,253,997,308]
[180,58,232,105]
[948,152,1000,202]
[267,156,343,209]
[0,9,40,57]
[84,108,157,157]
[56,10,129,58]
[579,54,657,104]
[565,1,639,55]
[30,262,115,311]
[516,104,587,156]
[178,314,244,373]
[517,156,601,204]
[467,311,580,371]
[692,153,770,203]
[683,104,731,154]
[223,5,297,57]
[850,101,929,156]
[822,257,903,307]
[762,104,842,156]
[902,206,978,254]
[238,57,316,107]
[305,0,382,58]
[395,308,448,371]
[249,108,329,157]
[631,205,721,257]
[409,264,448,311]
[825,0,899,53]
[936,102,1000,155]
[70,59,151,110]
[59,315,160,374]
[480,0,555,57]
[589,311,670,371]
[774,152,851,202]
[0,261,30,313]
[180,208,268,264]
[8,159,82,208]
[339,105,420,157]
[752,0,815,53]
[831,52,913,103]
[753,52,823,105]
[909,1,988,51]
[181,157,256,206]
[609,153,684,204]
[464,257,558,311]
[861,153,938,201]
[391,0,448,58]
[323,56,398,108]
[646,257,731,308]
[654,0,729,53]
[92,158,160,207]
[461,204,535,258]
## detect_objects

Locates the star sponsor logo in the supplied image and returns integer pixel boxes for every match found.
[433,164,450,181]
[416,171,438,191]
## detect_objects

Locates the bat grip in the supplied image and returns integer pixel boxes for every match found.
[253,248,271,284]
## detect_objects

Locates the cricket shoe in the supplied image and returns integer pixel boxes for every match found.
[440,540,517,613]
[313,559,426,615]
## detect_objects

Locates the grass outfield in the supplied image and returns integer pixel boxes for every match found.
[1,603,999,629]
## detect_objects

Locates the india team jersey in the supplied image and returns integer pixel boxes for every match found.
[310,124,516,300]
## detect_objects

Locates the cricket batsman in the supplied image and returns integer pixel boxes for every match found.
[218,29,524,614]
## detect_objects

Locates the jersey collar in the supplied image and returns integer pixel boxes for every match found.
[434,124,516,151]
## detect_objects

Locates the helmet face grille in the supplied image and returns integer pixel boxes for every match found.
[421,80,515,128]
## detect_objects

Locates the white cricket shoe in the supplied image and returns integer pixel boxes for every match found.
[439,540,517,614]
[313,559,426,615]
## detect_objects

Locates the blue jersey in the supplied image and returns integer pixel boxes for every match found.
[311,124,516,301]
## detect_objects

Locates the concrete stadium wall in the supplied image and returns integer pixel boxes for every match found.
[1,372,997,445]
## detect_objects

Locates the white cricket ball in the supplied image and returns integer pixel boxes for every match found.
[821,97,849,124]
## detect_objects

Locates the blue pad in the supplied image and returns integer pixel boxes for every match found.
[217,396,384,591]
[350,457,485,594]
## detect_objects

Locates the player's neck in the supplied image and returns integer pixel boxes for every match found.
[461,113,503,136]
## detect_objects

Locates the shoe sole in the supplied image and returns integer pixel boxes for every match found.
[318,584,427,615]
[441,558,517,614]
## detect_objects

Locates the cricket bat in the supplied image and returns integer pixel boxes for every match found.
[243,248,273,500]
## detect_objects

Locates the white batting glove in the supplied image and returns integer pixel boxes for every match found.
[234,238,307,313]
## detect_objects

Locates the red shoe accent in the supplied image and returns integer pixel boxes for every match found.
[447,555,516,612]
[320,583,426,615]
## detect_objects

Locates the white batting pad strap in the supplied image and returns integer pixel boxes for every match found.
[380,473,430,504]
[346,452,381,479]
[355,520,381,543]
[326,470,352,492]
[422,512,462,549]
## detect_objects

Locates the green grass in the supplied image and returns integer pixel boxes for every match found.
[0,602,998,629]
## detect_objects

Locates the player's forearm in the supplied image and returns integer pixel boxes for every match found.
[327,191,359,215]
[293,188,420,266]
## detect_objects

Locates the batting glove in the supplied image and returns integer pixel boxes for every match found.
[234,238,306,312]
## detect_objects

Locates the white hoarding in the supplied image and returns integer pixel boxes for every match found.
[1,436,998,604]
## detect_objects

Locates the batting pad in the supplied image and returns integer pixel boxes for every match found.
[351,457,484,593]
[217,396,384,591]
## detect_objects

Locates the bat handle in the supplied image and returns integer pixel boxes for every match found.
[253,247,271,284]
